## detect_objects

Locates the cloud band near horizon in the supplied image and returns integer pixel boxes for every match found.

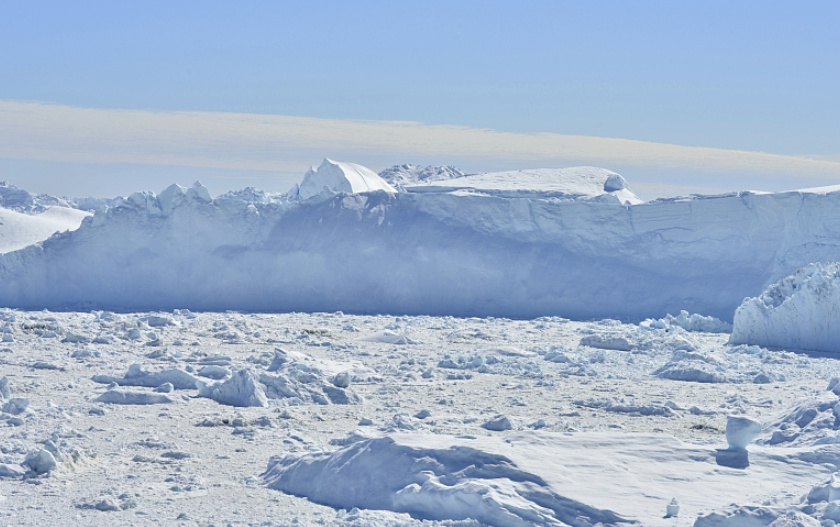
[2,100,840,188]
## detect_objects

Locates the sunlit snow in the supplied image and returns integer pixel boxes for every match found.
[0,162,839,527]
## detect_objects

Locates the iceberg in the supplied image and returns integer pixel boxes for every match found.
[730,262,840,353]
[1,162,840,321]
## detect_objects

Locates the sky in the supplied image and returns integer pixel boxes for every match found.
[0,1,838,199]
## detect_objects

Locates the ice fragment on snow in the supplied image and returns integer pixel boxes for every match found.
[725,416,762,450]
[23,449,57,474]
[95,389,174,405]
[481,415,513,431]
[665,498,680,518]
[579,334,632,351]
[197,369,268,407]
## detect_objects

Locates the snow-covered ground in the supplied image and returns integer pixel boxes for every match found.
[1,308,840,527]
[2,162,840,526]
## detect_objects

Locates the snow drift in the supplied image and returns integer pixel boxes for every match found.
[263,431,836,526]
[730,262,840,353]
[263,433,630,527]
[2,162,840,321]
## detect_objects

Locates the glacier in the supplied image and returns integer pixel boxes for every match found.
[1,160,840,321]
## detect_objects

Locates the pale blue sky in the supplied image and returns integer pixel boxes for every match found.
[1,1,838,198]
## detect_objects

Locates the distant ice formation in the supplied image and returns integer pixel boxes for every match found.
[730,262,840,353]
[2,161,840,321]
[378,164,468,187]
[292,158,396,200]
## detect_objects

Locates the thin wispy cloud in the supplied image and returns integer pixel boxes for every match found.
[2,100,840,196]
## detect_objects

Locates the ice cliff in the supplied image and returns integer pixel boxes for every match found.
[1,162,840,321]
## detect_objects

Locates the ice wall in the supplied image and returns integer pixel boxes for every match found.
[2,173,840,321]
[730,262,840,353]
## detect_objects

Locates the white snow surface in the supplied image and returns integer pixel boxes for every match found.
[404,166,642,205]
[378,164,469,187]
[1,308,840,526]
[0,206,91,254]
[2,164,840,321]
[730,262,840,353]
[295,158,397,200]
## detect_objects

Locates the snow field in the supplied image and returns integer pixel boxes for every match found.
[0,308,839,526]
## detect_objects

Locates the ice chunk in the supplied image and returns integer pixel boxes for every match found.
[725,416,762,450]
[95,389,175,405]
[645,310,732,333]
[295,158,396,201]
[92,364,199,390]
[730,262,840,353]
[197,369,268,407]
[23,449,57,474]
[481,415,513,431]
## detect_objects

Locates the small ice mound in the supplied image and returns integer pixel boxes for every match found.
[730,262,840,353]
[262,435,629,527]
[357,330,417,345]
[579,334,632,351]
[95,389,175,405]
[481,415,513,432]
[23,449,57,475]
[92,364,199,390]
[644,310,732,333]
[726,416,762,450]
[197,369,268,407]
[653,360,729,384]
[294,158,397,201]
[665,498,680,518]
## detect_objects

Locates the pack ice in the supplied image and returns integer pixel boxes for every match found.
[2,160,840,320]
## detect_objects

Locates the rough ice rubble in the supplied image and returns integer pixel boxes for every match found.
[92,363,200,390]
[643,310,732,334]
[730,262,840,353]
